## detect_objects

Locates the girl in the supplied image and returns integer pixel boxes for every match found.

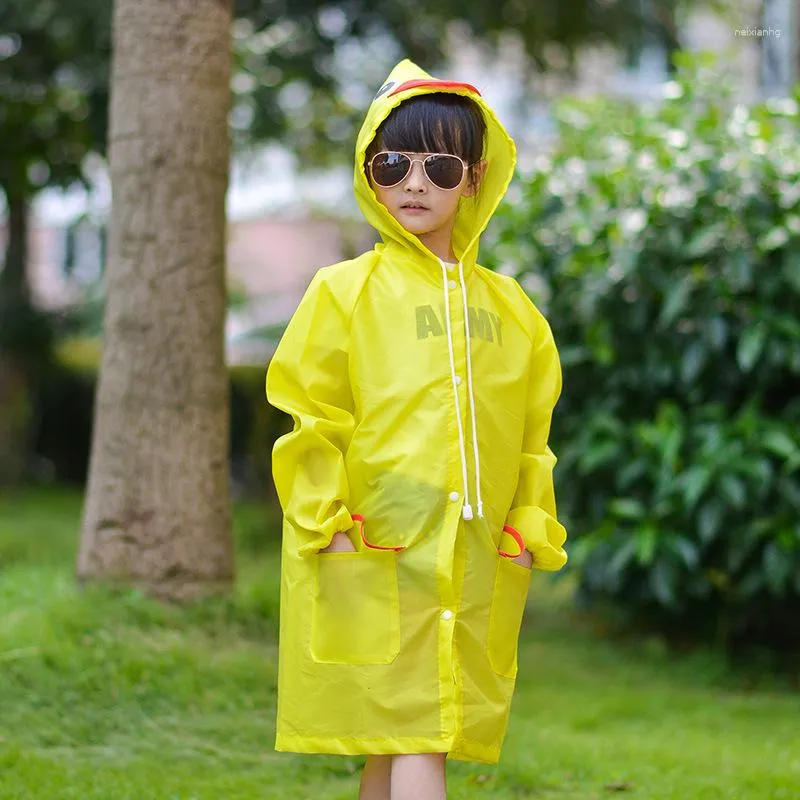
[266,59,568,800]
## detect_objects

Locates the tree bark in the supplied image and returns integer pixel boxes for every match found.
[0,194,32,485]
[77,0,234,601]
[0,193,31,303]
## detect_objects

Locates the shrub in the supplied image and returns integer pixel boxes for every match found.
[484,53,800,651]
[32,338,283,501]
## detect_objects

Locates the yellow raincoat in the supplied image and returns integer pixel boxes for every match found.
[265,59,567,765]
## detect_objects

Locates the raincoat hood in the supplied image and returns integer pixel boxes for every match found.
[354,59,517,273]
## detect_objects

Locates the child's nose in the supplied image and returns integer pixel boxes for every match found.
[404,160,427,191]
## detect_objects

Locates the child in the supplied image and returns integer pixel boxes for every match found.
[265,58,568,800]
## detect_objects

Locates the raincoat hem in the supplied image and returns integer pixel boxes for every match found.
[274,734,500,765]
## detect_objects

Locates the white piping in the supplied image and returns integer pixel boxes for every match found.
[440,259,473,520]
[458,260,485,519]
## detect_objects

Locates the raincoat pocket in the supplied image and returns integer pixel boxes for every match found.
[311,550,401,665]
[487,555,532,679]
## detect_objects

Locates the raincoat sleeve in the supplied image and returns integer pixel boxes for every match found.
[265,270,356,557]
[505,298,568,571]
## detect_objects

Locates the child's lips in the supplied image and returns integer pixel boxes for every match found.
[400,203,429,213]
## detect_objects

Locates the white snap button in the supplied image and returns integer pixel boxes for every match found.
[455,375,462,385]
[449,491,459,502]
[448,280,457,289]
[442,609,453,620]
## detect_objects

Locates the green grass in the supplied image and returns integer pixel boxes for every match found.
[1,487,799,799]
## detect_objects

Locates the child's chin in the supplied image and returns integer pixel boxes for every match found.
[395,217,434,235]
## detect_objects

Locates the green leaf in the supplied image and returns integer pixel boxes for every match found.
[671,536,700,569]
[650,560,678,608]
[610,498,646,519]
[706,317,728,350]
[558,345,588,367]
[783,252,800,292]
[757,226,790,252]
[762,430,799,460]
[607,535,638,579]
[635,526,658,565]
[680,340,706,384]
[659,277,692,327]
[681,465,712,508]
[727,251,753,290]
[617,460,647,488]
[762,542,790,594]
[719,474,747,509]
[579,440,619,473]
[736,325,766,372]
[685,223,726,258]
[735,570,764,600]
[778,474,800,508]
[783,451,800,475]
[697,499,724,544]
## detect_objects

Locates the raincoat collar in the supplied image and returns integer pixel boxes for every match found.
[354,59,517,284]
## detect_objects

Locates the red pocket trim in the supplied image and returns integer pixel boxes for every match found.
[498,524,525,559]
[351,514,407,551]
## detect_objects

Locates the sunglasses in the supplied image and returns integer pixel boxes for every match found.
[369,151,470,191]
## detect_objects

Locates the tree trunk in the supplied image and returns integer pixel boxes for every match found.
[0,193,31,303]
[77,0,234,601]
[0,195,32,485]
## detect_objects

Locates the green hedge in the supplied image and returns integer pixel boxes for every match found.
[483,53,800,651]
[34,339,286,499]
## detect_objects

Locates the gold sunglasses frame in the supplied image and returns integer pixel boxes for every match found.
[368,151,470,191]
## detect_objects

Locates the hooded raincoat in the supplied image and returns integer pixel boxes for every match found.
[265,59,568,765]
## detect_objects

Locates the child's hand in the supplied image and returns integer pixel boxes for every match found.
[319,531,357,553]
[512,548,533,569]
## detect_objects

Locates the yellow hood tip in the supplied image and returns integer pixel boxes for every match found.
[353,59,517,269]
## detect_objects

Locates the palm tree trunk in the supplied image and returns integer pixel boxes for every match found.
[77,0,234,601]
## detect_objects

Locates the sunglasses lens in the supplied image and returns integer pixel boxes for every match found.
[371,152,411,187]
[424,155,465,189]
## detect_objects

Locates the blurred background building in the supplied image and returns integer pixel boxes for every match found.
[2,0,788,365]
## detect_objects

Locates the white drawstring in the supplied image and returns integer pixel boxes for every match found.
[440,259,484,521]
[458,261,484,519]
[440,259,473,520]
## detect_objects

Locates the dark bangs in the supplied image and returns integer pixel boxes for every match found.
[367,93,486,176]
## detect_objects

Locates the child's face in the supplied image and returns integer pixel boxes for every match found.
[369,151,483,249]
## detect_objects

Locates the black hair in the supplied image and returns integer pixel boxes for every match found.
[366,93,487,189]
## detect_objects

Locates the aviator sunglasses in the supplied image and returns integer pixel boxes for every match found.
[369,151,470,191]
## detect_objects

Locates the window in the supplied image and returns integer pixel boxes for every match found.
[63,216,106,285]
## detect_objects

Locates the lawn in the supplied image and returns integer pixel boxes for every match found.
[1,487,798,799]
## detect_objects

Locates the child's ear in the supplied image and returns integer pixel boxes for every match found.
[462,159,487,197]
